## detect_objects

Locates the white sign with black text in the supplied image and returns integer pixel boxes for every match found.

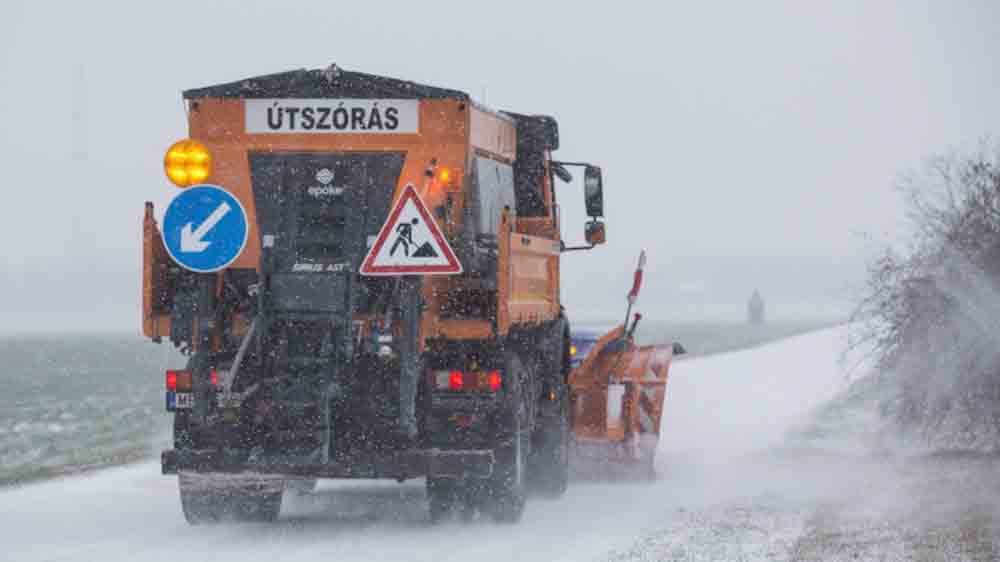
[245,99,419,134]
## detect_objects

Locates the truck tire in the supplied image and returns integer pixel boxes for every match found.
[489,352,530,523]
[178,473,283,524]
[427,478,484,523]
[528,324,571,497]
[426,478,457,524]
[528,387,570,497]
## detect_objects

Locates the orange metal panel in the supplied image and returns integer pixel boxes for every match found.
[142,202,171,339]
[514,216,558,239]
[434,319,494,340]
[568,325,624,389]
[496,210,512,336]
[507,232,561,325]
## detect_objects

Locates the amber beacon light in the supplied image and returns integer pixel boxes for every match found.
[164,139,213,187]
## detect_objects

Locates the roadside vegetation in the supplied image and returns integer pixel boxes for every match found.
[855,140,1000,452]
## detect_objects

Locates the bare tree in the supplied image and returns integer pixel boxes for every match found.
[854,140,1000,451]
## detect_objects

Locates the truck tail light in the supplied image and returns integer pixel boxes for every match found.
[166,370,194,391]
[449,370,464,390]
[432,370,502,392]
[166,370,178,391]
[166,370,221,391]
[487,370,502,392]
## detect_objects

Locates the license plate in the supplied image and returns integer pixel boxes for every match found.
[175,392,194,409]
[166,391,193,412]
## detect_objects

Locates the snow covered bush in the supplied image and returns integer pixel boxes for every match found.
[855,141,1000,452]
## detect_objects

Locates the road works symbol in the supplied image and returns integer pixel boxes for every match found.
[161,184,249,273]
[360,183,462,276]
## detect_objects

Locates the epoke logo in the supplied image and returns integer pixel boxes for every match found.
[316,168,335,185]
[308,184,342,197]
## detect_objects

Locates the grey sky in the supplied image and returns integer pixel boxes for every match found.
[1,1,998,332]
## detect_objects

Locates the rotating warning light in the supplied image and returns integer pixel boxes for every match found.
[164,139,213,187]
[437,167,452,184]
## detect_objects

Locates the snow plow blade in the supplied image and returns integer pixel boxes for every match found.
[568,325,677,480]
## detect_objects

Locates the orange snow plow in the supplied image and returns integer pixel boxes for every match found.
[567,253,683,479]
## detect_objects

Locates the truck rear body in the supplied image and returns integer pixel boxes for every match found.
[144,68,595,506]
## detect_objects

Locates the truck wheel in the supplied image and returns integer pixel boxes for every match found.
[529,390,570,497]
[490,424,527,522]
[426,478,457,524]
[178,473,283,524]
[489,353,529,523]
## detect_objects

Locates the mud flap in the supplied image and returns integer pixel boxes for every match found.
[426,449,495,479]
[398,277,423,438]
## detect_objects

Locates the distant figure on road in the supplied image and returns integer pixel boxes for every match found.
[748,290,765,325]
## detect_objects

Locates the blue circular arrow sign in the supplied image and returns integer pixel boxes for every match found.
[161,185,249,273]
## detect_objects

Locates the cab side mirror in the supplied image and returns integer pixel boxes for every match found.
[672,342,687,356]
[584,165,604,218]
[585,220,606,246]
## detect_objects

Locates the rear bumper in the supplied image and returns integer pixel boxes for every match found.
[162,447,494,480]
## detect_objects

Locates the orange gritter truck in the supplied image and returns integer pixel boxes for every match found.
[143,64,673,525]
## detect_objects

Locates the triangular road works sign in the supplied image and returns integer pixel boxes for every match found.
[360,183,463,276]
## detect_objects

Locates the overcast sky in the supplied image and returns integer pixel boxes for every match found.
[1,1,998,332]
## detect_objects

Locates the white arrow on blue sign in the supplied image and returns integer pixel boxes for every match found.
[161,184,249,273]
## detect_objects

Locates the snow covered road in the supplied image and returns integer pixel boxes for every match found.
[3,327,858,561]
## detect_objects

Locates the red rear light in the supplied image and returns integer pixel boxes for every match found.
[211,369,218,386]
[487,370,502,392]
[167,370,195,391]
[432,369,502,392]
